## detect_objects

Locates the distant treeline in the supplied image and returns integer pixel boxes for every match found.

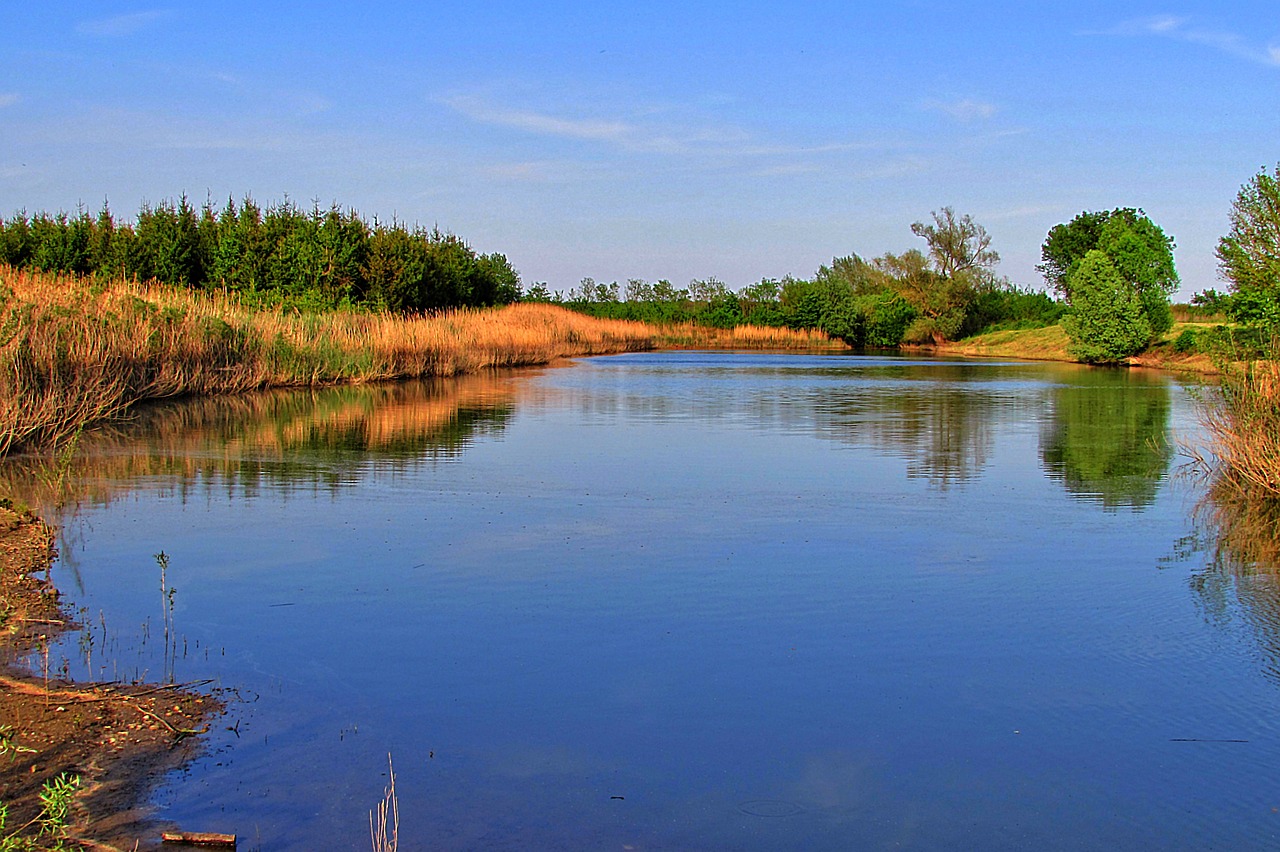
[0,197,521,312]
[0,198,1063,346]
[536,209,1064,347]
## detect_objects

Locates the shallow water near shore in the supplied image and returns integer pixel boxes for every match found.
[15,351,1280,849]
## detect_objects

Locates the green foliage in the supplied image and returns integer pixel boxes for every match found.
[556,208,1052,346]
[0,197,520,315]
[1060,250,1152,363]
[0,726,36,762]
[963,286,1064,334]
[859,293,916,347]
[1042,209,1177,353]
[1040,209,1110,298]
[1216,163,1280,328]
[0,773,81,851]
[1041,208,1177,304]
[1173,328,1200,353]
[35,775,78,838]
[522,282,554,303]
[1096,214,1176,335]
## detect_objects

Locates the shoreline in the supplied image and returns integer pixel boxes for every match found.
[0,507,221,851]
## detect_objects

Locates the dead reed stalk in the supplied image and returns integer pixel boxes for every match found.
[369,753,399,852]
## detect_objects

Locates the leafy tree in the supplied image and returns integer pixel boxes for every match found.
[1040,208,1176,337]
[910,206,999,278]
[688,276,728,303]
[568,277,620,304]
[859,209,1006,344]
[859,292,916,347]
[739,279,784,325]
[522,282,555,302]
[1216,163,1280,325]
[875,248,971,343]
[1039,210,1110,299]
[472,252,521,306]
[1096,214,1176,334]
[780,276,826,330]
[700,291,744,328]
[1060,250,1152,363]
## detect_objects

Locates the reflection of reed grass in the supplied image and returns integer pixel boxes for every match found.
[0,267,655,454]
[0,375,517,510]
[1199,481,1280,573]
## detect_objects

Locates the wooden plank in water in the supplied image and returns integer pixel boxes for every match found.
[161,831,237,847]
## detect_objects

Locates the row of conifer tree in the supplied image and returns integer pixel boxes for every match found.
[0,196,521,313]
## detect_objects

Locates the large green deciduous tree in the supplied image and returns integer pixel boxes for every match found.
[1060,249,1152,363]
[1216,163,1280,325]
[1042,209,1177,355]
[1039,208,1172,332]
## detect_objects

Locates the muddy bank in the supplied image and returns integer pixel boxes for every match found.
[0,506,220,851]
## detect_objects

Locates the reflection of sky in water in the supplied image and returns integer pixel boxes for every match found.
[22,353,1280,850]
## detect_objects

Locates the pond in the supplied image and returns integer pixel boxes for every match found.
[12,351,1280,850]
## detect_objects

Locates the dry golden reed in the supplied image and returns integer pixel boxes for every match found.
[1197,355,1280,499]
[653,321,843,350]
[0,267,656,453]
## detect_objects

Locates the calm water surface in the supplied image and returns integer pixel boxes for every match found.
[13,352,1280,850]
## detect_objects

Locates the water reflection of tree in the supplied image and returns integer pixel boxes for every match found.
[815,382,1001,489]
[1190,487,1280,684]
[1039,369,1173,510]
[0,373,517,510]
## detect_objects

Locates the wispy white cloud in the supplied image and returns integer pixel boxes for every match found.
[442,95,701,154]
[76,10,172,38]
[444,97,633,144]
[441,94,879,161]
[0,93,20,108]
[981,204,1063,222]
[923,98,998,122]
[1085,15,1280,67]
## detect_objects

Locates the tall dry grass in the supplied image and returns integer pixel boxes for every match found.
[654,322,844,350]
[0,267,655,454]
[1197,354,1280,498]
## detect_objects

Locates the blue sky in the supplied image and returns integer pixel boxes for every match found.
[2,3,1277,298]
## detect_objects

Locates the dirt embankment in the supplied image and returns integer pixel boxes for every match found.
[0,506,219,851]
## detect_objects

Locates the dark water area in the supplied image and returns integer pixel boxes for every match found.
[9,351,1280,850]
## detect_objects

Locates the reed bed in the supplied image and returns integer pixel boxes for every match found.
[0,267,655,454]
[654,322,844,350]
[1197,353,1280,498]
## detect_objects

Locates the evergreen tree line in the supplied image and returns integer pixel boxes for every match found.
[0,196,522,312]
